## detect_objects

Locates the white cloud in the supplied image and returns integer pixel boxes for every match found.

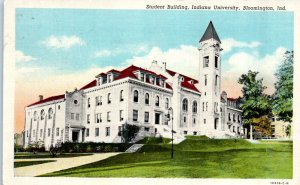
[125,45,199,79]
[42,35,85,49]
[93,44,150,58]
[222,38,261,54]
[15,50,36,63]
[223,47,286,95]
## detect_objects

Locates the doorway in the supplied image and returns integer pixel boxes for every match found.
[72,131,79,142]
[155,113,161,125]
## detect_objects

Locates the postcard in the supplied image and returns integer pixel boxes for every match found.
[3,0,300,185]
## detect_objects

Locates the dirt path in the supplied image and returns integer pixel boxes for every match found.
[14,153,120,177]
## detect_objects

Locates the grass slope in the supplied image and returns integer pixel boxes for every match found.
[40,138,292,178]
[14,160,56,168]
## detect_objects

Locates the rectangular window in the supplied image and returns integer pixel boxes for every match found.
[107,112,111,122]
[96,113,101,123]
[183,116,187,123]
[203,56,209,67]
[204,75,207,86]
[215,56,218,68]
[86,128,89,137]
[87,114,90,124]
[202,102,205,111]
[204,119,206,124]
[48,128,51,137]
[144,127,150,132]
[71,113,75,120]
[56,128,59,136]
[40,129,43,137]
[118,126,122,136]
[76,114,80,120]
[193,118,196,124]
[193,131,197,136]
[141,73,145,81]
[105,127,110,136]
[120,110,124,121]
[206,102,208,111]
[95,128,99,136]
[215,75,218,86]
[144,112,149,123]
[184,131,188,135]
[133,110,138,121]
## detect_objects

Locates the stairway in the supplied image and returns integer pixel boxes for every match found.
[125,144,144,153]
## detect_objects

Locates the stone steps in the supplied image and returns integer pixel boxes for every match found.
[125,144,144,153]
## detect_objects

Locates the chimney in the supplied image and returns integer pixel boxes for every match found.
[39,95,43,101]
[162,62,167,71]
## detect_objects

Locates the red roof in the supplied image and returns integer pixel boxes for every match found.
[80,80,97,90]
[27,94,65,107]
[107,69,120,73]
[227,97,238,101]
[166,69,199,93]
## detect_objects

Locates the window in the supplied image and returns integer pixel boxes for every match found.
[120,90,124,101]
[165,98,169,109]
[141,73,145,81]
[144,112,149,123]
[193,118,196,124]
[193,131,197,136]
[233,114,236,122]
[26,131,28,137]
[203,56,209,67]
[87,98,91,108]
[61,129,64,137]
[206,102,208,111]
[58,105,60,110]
[134,90,139,102]
[215,75,218,86]
[233,126,235,133]
[120,110,124,121]
[87,114,90,124]
[107,112,111,122]
[202,102,205,111]
[96,96,102,106]
[107,93,111,104]
[238,115,241,123]
[183,116,187,123]
[105,127,110,136]
[228,113,231,121]
[182,98,188,112]
[76,114,80,120]
[34,111,37,121]
[74,99,78,105]
[48,128,51,137]
[95,128,99,136]
[192,101,197,113]
[48,108,53,119]
[133,110,138,121]
[204,119,206,124]
[33,130,35,137]
[86,128,89,137]
[118,126,122,136]
[56,128,59,136]
[155,96,160,106]
[184,131,188,135]
[215,56,218,68]
[145,93,149,105]
[40,110,45,120]
[40,129,43,137]
[145,127,150,132]
[204,75,207,86]
[71,113,75,120]
[96,113,101,123]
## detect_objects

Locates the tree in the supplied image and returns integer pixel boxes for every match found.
[252,116,272,137]
[273,51,293,123]
[238,70,272,139]
[120,122,140,143]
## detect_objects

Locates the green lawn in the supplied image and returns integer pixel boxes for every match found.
[14,160,56,168]
[40,137,293,178]
[15,153,92,159]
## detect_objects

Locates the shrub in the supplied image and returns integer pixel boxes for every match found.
[60,142,132,153]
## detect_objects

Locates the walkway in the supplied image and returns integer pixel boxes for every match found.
[14,153,120,177]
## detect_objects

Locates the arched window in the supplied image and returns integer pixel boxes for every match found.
[145,93,149,105]
[182,98,188,112]
[48,108,53,119]
[107,93,111,104]
[192,101,197,113]
[155,96,160,106]
[40,109,45,120]
[233,114,236,122]
[34,111,37,121]
[120,90,124,101]
[228,113,231,121]
[165,98,169,109]
[238,115,240,123]
[133,90,139,102]
[87,98,90,108]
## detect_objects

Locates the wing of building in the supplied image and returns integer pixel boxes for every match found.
[23,21,246,149]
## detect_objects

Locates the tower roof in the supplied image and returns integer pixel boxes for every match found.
[199,21,221,43]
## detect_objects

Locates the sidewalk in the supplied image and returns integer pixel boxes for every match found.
[14,153,120,177]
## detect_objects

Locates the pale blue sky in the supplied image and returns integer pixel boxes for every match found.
[16,9,293,74]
